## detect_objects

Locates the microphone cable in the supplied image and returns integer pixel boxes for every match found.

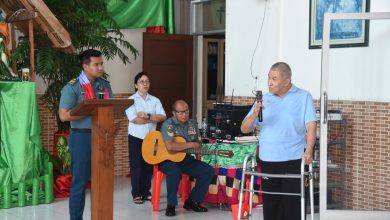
[249,0,269,80]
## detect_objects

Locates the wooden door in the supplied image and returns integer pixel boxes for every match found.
[143,33,193,117]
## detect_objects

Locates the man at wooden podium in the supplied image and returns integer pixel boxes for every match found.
[59,49,113,220]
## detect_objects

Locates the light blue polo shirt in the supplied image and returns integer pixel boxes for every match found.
[125,92,166,139]
[246,85,316,162]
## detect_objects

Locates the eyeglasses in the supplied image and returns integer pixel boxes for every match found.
[138,80,150,85]
[174,109,189,116]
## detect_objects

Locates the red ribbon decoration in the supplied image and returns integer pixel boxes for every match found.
[53,174,72,198]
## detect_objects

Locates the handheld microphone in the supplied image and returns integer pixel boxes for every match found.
[256,90,263,122]
[97,85,104,99]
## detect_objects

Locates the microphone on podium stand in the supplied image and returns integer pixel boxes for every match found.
[256,90,263,122]
[97,85,104,99]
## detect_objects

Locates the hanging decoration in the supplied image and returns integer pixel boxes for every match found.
[107,0,174,33]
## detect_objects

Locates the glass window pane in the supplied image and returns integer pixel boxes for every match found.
[206,41,219,100]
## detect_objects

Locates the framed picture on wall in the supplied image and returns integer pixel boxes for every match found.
[309,0,370,49]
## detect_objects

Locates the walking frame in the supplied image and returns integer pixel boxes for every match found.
[237,155,314,220]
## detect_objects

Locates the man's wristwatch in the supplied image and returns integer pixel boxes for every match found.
[146,113,151,120]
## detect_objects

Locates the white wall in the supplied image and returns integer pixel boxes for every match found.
[35,76,46,94]
[226,0,281,96]
[36,28,145,94]
[226,0,390,101]
[104,28,145,94]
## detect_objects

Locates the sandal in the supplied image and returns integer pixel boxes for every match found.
[142,195,152,201]
[133,196,144,204]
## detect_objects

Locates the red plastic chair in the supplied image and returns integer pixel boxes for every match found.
[151,165,190,211]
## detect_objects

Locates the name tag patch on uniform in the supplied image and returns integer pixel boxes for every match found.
[188,127,197,135]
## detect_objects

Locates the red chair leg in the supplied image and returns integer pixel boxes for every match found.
[152,166,192,210]
[180,174,189,203]
[152,166,165,211]
[244,180,250,205]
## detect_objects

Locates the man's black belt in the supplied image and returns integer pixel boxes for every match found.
[71,128,91,133]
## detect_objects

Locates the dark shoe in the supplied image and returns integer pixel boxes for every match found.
[133,196,144,204]
[142,195,152,201]
[165,205,176,217]
[183,198,208,212]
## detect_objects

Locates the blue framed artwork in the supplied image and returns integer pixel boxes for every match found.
[309,0,370,49]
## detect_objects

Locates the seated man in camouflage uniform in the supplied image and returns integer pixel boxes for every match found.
[159,100,214,217]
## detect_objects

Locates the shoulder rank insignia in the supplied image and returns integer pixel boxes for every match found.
[68,78,78,85]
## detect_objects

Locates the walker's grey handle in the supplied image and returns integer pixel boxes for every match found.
[323,91,328,124]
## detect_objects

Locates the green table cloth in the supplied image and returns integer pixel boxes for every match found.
[202,142,258,168]
[0,82,45,186]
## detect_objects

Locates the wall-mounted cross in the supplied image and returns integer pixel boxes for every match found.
[216,6,225,24]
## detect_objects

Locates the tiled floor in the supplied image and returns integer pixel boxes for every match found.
[0,176,266,220]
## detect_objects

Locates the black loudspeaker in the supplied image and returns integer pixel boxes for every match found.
[207,104,252,140]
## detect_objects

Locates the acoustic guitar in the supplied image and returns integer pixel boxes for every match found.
[142,131,234,165]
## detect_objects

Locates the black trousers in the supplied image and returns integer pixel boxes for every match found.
[158,155,214,206]
[260,159,302,220]
[128,134,153,198]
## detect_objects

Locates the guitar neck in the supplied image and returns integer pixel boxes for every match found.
[183,148,218,155]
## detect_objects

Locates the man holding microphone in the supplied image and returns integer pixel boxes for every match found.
[241,62,317,220]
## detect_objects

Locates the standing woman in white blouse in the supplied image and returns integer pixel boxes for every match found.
[125,72,166,204]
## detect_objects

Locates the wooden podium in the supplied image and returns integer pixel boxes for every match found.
[70,99,133,220]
